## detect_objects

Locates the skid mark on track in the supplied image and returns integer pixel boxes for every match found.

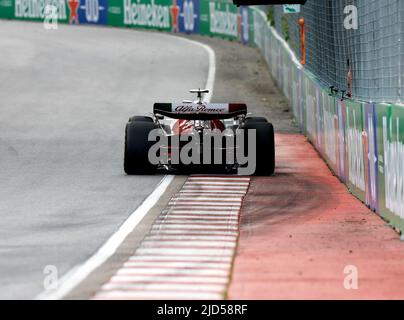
[93,176,250,300]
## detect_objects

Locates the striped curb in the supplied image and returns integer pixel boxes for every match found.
[93,175,250,300]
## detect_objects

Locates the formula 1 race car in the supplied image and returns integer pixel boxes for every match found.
[124,89,275,175]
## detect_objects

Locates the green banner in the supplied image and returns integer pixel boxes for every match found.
[377,103,404,230]
[13,0,68,22]
[108,0,172,30]
[200,0,238,39]
[247,6,254,47]
[0,0,14,18]
[345,100,366,202]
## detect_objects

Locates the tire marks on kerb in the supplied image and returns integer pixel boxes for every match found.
[93,176,250,300]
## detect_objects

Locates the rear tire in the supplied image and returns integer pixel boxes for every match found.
[128,115,154,123]
[244,122,275,176]
[245,116,268,124]
[124,121,159,175]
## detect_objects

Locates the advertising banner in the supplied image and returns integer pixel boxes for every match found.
[200,0,239,40]
[363,103,379,210]
[14,0,69,22]
[0,0,14,18]
[345,100,366,202]
[78,0,108,24]
[388,105,404,220]
[177,0,199,33]
[377,103,404,228]
[376,104,397,224]
[108,0,172,30]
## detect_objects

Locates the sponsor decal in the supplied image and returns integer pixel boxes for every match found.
[67,0,79,23]
[209,2,237,37]
[0,0,12,8]
[78,0,107,24]
[383,116,404,218]
[123,0,170,29]
[178,0,198,33]
[15,0,66,19]
[172,103,228,113]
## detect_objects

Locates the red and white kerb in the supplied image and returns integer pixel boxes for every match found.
[93,175,250,300]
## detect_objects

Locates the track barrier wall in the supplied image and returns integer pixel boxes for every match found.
[1,1,404,232]
[249,8,404,233]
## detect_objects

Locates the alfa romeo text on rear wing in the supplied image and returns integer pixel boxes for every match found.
[153,103,247,120]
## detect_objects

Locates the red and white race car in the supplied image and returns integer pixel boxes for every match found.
[124,89,275,175]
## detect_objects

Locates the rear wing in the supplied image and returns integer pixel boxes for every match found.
[153,102,247,120]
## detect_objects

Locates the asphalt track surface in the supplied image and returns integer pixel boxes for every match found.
[0,21,209,299]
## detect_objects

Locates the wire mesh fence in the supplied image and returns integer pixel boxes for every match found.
[264,0,403,103]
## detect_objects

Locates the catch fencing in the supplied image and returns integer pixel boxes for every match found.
[271,0,404,103]
[251,6,404,232]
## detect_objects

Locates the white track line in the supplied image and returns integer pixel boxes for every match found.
[36,175,174,300]
[36,35,216,300]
